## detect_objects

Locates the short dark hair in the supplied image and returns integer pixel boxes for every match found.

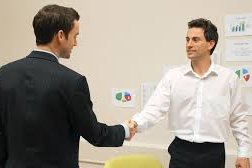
[188,18,218,55]
[33,4,80,45]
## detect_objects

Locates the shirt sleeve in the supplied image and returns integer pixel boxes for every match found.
[121,123,130,139]
[132,74,171,132]
[68,76,125,147]
[229,76,251,158]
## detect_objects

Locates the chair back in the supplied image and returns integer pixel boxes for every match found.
[104,154,163,168]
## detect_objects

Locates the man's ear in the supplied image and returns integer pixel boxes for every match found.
[56,30,65,43]
[208,40,215,51]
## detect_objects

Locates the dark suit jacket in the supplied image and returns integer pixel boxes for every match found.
[0,51,125,168]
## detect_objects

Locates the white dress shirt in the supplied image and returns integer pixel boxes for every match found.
[33,48,59,60]
[133,62,250,157]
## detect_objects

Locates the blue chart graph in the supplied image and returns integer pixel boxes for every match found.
[230,21,245,32]
[235,68,250,82]
[225,14,252,36]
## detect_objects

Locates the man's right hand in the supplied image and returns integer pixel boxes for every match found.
[125,120,138,140]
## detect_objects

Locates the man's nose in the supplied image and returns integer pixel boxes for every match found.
[74,40,77,46]
[187,40,192,46]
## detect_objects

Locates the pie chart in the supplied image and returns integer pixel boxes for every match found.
[235,68,250,82]
[242,68,250,81]
[115,92,132,102]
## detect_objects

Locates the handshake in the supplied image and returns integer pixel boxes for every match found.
[124,120,138,140]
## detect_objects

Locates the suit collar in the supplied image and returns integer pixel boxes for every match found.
[27,51,59,63]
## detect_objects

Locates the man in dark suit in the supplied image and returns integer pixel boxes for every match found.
[0,4,135,168]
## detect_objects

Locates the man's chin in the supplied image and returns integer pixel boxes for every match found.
[187,54,194,59]
[59,54,71,59]
[65,55,71,59]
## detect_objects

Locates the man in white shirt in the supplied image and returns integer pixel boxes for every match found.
[130,18,250,168]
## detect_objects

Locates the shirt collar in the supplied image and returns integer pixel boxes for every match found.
[183,61,219,77]
[33,48,59,60]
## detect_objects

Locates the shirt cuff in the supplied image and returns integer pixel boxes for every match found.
[132,114,147,132]
[238,146,250,158]
[121,123,130,139]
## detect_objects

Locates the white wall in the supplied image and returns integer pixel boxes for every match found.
[1,0,252,167]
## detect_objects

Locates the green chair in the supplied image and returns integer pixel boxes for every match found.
[104,154,163,168]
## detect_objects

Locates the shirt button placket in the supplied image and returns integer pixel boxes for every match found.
[193,79,204,142]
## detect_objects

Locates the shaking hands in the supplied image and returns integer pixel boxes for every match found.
[125,120,138,141]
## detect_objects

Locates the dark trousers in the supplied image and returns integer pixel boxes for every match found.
[168,137,225,168]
